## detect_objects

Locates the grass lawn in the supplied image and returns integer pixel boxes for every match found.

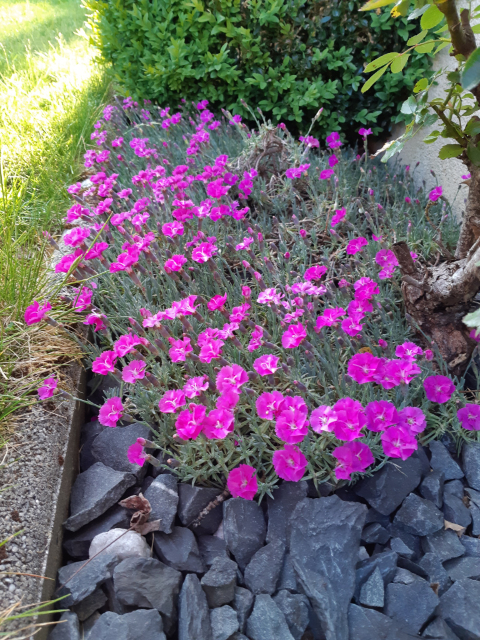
[0,0,110,428]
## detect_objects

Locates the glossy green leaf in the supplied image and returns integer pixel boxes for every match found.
[400,95,417,114]
[391,53,410,73]
[465,119,480,136]
[415,41,436,53]
[462,48,480,90]
[407,30,427,46]
[438,144,463,159]
[361,65,388,93]
[467,143,480,166]
[364,52,398,73]
[413,77,428,92]
[423,130,440,144]
[407,5,429,20]
[420,4,444,29]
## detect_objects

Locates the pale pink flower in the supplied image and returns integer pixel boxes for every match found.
[273,444,308,482]
[282,322,307,349]
[175,404,206,440]
[38,377,57,400]
[98,397,123,428]
[203,408,235,439]
[256,391,285,420]
[253,354,279,376]
[92,351,117,375]
[122,360,146,384]
[381,425,417,460]
[183,376,209,398]
[227,465,258,500]
[158,390,186,413]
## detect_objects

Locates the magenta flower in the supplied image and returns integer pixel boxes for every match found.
[346,237,368,255]
[92,351,117,375]
[320,168,335,180]
[375,249,398,268]
[38,377,57,400]
[378,338,388,349]
[310,405,336,433]
[114,334,142,357]
[354,277,379,300]
[127,438,148,465]
[424,349,434,360]
[304,265,327,281]
[122,360,146,384]
[299,135,319,147]
[328,154,339,168]
[359,128,372,137]
[365,400,398,432]
[216,364,248,393]
[227,465,258,500]
[162,221,184,237]
[316,307,345,330]
[199,339,224,363]
[98,397,123,428]
[24,300,52,326]
[175,404,206,440]
[428,186,443,202]
[256,391,285,420]
[208,293,228,311]
[158,390,186,413]
[331,208,346,226]
[332,441,374,480]
[326,132,343,149]
[203,408,235,439]
[341,317,363,337]
[192,242,217,263]
[457,404,480,430]
[331,407,366,441]
[470,329,480,343]
[275,406,309,444]
[63,226,91,247]
[169,336,193,362]
[347,353,381,383]
[241,286,251,298]
[229,303,250,323]
[84,312,107,332]
[282,322,307,349]
[273,444,308,482]
[395,341,423,360]
[216,389,240,410]
[165,255,187,273]
[183,376,209,398]
[381,425,417,460]
[423,375,455,403]
[397,406,426,435]
[253,354,280,376]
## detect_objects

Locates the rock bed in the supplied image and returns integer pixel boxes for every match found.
[48,414,480,640]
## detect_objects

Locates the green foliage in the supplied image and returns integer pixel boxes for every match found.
[84,0,433,140]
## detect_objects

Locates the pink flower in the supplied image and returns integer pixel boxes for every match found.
[381,425,417,460]
[227,465,258,500]
[24,300,52,325]
[216,389,240,410]
[429,186,443,202]
[38,377,57,400]
[304,265,327,281]
[397,406,426,435]
[84,312,107,332]
[395,341,422,360]
[85,242,109,260]
[127,438,148,466]
[275,407,309,444]
[199,339,224,363]
[169,336,193,362]
[423,375,455,403]
[63,226,91,247]
[92,351,117,375]
[241,286,251,298]
[332,441,374,480]
[236,237,254,251]
[203,408,235,439]
[55,249,84,273]
[331,208,346,226]
[253,354,280,376]
[273,444,308,482]
[206,178,230,198]
[331,403,366,441]
[346,237,368,255]
[347,353,381,383]
[256,391,285,420]
[158,390,186,413]
[359,127,372,137]
[98,397,123,428]
[208,293,228,311]
[183,376,209,398]
[165,255,187,272]
[354,277,379,300]
[326,132,343,149]
[457,404,480,430]
[375,249,398,268]
[248,325,264,352]
[424,349,434,360]
[216,364,248,393]
[316,307,345,330]
[378,338,388,349]
[175,404,206,440]
[328,154,339,168]
[282,322,307,349]
[320,168,335,180]
[365,400,398,432]
[341,317,363,337]
[114,334,142,357]
[162,221,184,237]
[192,242,217,263]
[310,405,336,433]
[470,329,480,343]
[229,303,250,323]
[122,360,146,384]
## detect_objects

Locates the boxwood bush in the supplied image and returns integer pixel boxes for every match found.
[84,0,433,140]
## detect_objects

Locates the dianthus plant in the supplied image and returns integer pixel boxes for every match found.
[28,99,480,500]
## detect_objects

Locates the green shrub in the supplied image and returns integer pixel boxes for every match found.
[84,0,432,140]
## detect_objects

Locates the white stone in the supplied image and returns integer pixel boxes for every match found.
[89,528,150,561]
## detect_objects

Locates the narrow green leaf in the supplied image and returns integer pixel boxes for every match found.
[359,0,395,11]
[420,4,444,29]
[467,143,480,166]
[435,42,451,54]
[391,53,410,73]
[364,52,398,73]
[462,48,480,90]
[438,144,463,159]
[407,30,427,46]
[361,65,388,93]
[414,77,429,92]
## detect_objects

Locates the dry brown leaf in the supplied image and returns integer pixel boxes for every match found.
[444,520,466,536]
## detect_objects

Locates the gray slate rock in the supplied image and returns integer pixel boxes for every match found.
[462,442,480,490]
[223,498,266,570]
[418,552,451,595]
[266,481,308,546]
[348,604,420,640]
[63,505,131,558]
[443,493,472,528]
[277,553,298,592]
[210,606,239,640]
[201,555,238,608]
[444,556,480,581]
[354,457,422,516]
[80,420,108,472]
[390,537,415,559]
[48,612,80,640]
[113,557,182,635]
[197,535,227,568]
[244,539,285,595]
[393,493,444,536]
[444,480,465,500]
[469,501,480,535]
[466,486,480,506]
[178,573,213,640]
[144,475,178,534]
[86,610,166,640]
[233,586,254,634]
[91,423,151,479]
[421,529,465,562]
[56,553,118,606]
[289,496,367,640]
[246,594,294,640]
[430,441,464,481]
[71,587,107,621]
[273,590,310,640]
[362,522,391,545]
[81,419,107,445]
[420,470,445,508]
[461,535,480,557]
[64,463,136,532]
[354,550,398,602]
[422,617,461,639]
[153,526,205,573]
[384,577,439,634]
[229,636,249,640]
[396,556,429,580]
[359,566,384,608]
[358,546,370,561]
[364,508,391,528]
[439,578,480,639]
[177,484,222,536]
[386,523,423,561]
